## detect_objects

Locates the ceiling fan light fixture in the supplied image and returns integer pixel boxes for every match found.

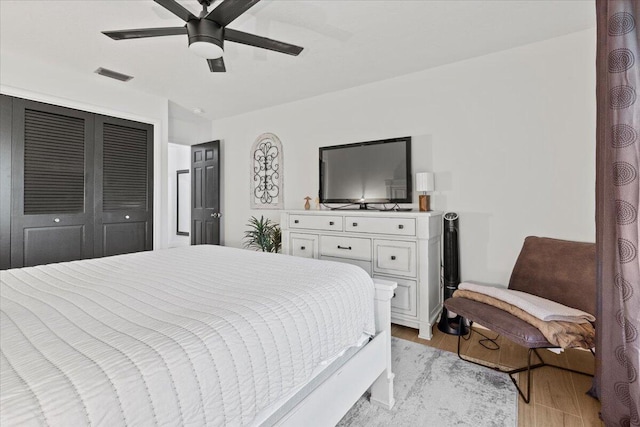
[102,0,303,73]
[189,41,223,59]
[187,19,224,59]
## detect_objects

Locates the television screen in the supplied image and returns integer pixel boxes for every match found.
[319,137,412,204]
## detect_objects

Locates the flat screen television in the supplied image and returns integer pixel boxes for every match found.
[319,136,412,208]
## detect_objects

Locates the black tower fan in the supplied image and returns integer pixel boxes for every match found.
[437,212,468,335]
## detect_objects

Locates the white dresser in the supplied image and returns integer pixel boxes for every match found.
[281,210,443,339]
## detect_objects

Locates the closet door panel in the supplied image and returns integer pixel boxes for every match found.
[23,225,84,267]
[1,95,12,270]
[10,98,95,268]
[102,221,147,256]
[94,115,153,257]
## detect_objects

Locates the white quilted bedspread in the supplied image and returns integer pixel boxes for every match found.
[0,245,375,426]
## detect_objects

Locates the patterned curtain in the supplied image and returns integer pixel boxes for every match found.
[594,0,640,425]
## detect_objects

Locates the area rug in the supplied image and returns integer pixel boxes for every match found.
[338,337,517,426]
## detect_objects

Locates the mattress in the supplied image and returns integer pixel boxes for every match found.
[0,245,376,426]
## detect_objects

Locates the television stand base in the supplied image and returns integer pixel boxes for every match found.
[329,203,382,211]
[327,204,413,212]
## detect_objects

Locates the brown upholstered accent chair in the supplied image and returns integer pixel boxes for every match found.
[443,236,596,403]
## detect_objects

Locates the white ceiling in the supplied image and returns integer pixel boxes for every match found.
[0,0,595,120]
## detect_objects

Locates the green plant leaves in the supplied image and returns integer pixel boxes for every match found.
[243,216,282,253]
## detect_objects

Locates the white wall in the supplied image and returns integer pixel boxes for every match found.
[0,50,171,248]
[168,101,213,145]
[168,143,192,247]
[212,29,597,285]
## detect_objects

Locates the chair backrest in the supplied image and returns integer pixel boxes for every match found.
[508,236,596,316]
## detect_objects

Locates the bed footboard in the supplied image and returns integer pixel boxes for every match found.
[370,278,397,409]
[274,278,397,426]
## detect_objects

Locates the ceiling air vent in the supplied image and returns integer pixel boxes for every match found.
[95,67,133,82]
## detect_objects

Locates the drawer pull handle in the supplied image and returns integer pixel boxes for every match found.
[391,255,396,260]
[300,246,306,250]
[352,222,358,227]
[53,218,60,223]
[294,219,299,224]
[398,224,404,229]
[125,215,130,219]
[329,221,334,225]
[393,292,396,298]
[337,245,352,250]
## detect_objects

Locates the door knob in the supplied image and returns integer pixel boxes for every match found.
[125,215,130,219]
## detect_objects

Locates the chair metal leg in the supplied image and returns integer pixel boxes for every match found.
[506,348,541,403]
[455,329,594,404]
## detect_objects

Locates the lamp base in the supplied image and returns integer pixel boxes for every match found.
[418,194,431,212]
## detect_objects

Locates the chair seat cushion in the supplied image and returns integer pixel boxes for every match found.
[444,297,552,348]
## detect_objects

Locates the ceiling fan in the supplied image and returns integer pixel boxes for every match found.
[102,0,303,72]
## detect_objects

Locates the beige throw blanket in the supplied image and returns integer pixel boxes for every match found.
[458,282,595,323]
[453,289,595,349]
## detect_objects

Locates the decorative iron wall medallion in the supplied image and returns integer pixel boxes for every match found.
[250,133,284,209]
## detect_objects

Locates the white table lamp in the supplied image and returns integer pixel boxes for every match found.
[416,172,435,212]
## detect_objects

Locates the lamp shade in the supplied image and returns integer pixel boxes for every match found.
[416,172,435,192]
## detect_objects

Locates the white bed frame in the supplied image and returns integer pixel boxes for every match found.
[275,278,397,426]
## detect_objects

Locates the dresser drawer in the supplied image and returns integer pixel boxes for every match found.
[374,240,416,277]
[345,216,416,236]
[375,276,417,317]
[290,215,343,231]
[320,235,371,261]
[290,233,318,259]
[321,256,372,276]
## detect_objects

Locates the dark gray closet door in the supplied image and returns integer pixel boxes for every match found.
[1,95,13,270]
[191,141,220,245]
[10,98,95,267]
[94,115,153,257]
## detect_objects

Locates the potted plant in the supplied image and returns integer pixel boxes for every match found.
[243,216,282,253]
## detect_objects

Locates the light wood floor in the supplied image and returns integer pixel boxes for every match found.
[391,324,602,427]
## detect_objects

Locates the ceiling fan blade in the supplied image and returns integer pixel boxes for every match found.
[102,26,187,40]
[153,0,197,22]
[225,29,303,56]
[207,57,226,72]
[205,0,261,26]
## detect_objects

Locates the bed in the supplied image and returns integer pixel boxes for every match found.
[0,245,396,426]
